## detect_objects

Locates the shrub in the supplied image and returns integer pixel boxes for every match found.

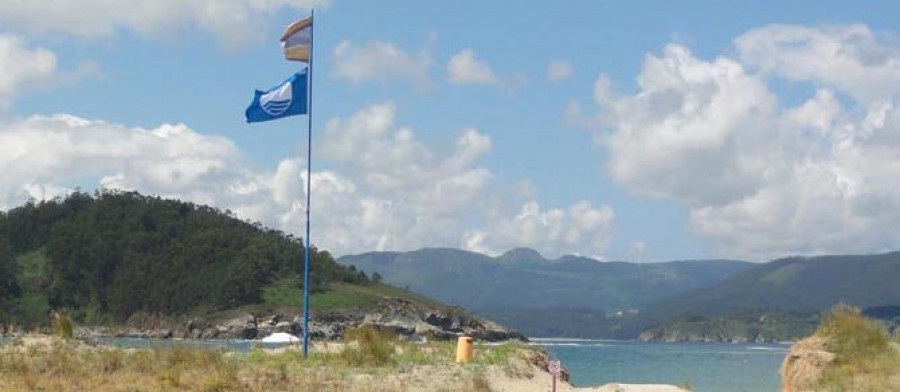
[340,325,396,366]
[51,310,74,340]
[816,303,888,362]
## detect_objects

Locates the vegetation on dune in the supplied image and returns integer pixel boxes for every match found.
[0,334,535,391]
[0,190,369,329]
[340,325,397,366]
[791,304,900,391]
[816,304,889,362]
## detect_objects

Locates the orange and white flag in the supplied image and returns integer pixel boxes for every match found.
[280,17,312,62]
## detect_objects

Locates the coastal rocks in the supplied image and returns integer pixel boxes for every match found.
[71,296,526,343]
[637,328,784,343]
[218,314,257,339]
[780,336,835,392]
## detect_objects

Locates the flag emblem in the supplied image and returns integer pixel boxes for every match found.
[244,70,308,123]
[260,81,293,116]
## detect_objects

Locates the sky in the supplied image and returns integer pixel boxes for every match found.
[2,0,900,262]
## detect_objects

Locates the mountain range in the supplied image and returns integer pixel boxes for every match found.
[339,248,900,339]
[338,248,752,337]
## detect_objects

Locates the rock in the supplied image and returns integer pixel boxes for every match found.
[151,329,173,339]
[185,318,210,339]
[274,321,291,332]
[65,294,526,344]
[424,313,453,329]
[264,314,284,326]
[781,336,835,392]
[307,322,341,339]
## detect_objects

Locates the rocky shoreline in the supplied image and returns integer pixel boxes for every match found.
[3,297,525,343]
[636,329,793,343]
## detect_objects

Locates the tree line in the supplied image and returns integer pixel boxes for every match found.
[0,190,368,327]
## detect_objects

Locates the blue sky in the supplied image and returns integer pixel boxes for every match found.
[2,1,900,261]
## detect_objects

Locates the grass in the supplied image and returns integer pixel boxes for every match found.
[816,303,888,362]
[807,304,900,392]
[262,281,443,310]
[0,333,535,391]
[340,325,396,366]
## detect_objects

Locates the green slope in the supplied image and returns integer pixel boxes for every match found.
[645,252,900,319]
[633,252,900,340]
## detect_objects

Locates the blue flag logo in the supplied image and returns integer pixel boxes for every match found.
[245,70,308,123]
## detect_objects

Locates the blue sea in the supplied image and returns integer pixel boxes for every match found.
[532,339,787,392]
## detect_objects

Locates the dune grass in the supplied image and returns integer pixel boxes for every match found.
[811,304,900,392]
[0,329,534,392]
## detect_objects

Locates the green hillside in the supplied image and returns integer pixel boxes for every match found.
[0,190,369,328]
[339,248,752,337]
[635,252,900,341]
[645,252,900,319]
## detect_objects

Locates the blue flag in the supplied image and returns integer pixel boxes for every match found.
[245,70,308,123]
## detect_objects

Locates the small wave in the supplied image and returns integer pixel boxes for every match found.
[529,337,620,343]
[747,346,789,351]
[529,342,609,347]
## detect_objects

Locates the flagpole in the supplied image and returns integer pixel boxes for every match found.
[301,8,314,358]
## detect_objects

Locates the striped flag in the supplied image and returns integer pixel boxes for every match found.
[280,17,312,62]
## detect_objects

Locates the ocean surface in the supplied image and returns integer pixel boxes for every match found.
[532,339,787,392]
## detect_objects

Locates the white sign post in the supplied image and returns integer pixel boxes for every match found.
[549,360,561,392]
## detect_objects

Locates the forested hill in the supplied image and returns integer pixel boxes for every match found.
[644,251,900,319]
[0,191,367,326]
[630,252,900,342]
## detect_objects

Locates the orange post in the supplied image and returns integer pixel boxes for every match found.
[456,336,474,363]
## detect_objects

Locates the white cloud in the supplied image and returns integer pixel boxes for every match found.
[548,60,573,82]
[0,35,58,108]
[0,104,613,258]
[0,114,243,209]
[464,201,614,258]
[735,24,900,103]
[604,44,777,206]
[0,0,328,50]
[447,49,498,85]
[332,40,432,88]
[585,24,900,260]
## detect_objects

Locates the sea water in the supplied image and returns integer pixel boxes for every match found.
[533,339,786,392]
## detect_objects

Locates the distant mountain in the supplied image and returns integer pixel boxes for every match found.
[338,248,752,337]
[645,252,900,320]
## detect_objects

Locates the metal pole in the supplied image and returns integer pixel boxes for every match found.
[301,8,314,358]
